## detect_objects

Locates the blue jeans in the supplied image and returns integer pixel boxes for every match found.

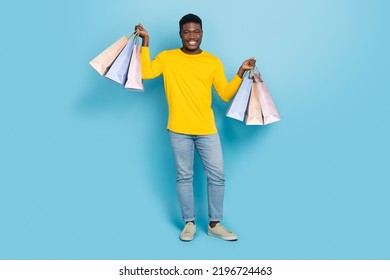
[169,131,225,222]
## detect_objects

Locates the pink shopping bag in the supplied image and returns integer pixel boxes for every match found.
[245,81,264,125]
[254,73,281,125]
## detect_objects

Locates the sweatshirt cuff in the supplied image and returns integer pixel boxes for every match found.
[234,73,243,81]
[141,46,150,53]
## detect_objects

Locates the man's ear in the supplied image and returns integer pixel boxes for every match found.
[179,30,183,39]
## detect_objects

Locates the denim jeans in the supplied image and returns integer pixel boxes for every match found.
[169,131,225,222]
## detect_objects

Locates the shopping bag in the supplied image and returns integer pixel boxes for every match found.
[254,73,281,124]
[245,81,264,125]
[226,76,253,121]
[105,38,135,85]
[89,36,129,76]
[125,35,143,91]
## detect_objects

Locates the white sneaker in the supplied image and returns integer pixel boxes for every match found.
[208,223,238,241]
[180,222,196,241]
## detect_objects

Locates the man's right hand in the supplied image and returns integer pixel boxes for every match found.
[135,23,149,46]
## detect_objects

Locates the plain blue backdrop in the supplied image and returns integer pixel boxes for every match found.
[1,0,389,259]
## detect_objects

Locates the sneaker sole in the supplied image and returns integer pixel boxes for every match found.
[180,232,196,241]
[180,236,194,241]
[208,232,238,241]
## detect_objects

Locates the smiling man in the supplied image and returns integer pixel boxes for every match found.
[136,14,255,242]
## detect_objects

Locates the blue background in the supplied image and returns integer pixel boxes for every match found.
[1,0,389,260]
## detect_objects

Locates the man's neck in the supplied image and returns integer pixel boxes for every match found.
[180,47,202,55]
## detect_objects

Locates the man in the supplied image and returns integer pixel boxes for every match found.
[136,14,255,241]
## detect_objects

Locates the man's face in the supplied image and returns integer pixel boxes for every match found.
[179,22,203,54]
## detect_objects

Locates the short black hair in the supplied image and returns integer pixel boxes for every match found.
[179,14,202,30]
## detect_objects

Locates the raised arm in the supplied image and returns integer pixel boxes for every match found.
[135,23,162,79]
[214,58,256,102]
[135,23,149,46]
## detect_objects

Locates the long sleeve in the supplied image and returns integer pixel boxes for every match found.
[140,48,241,134]
[140,46,163,79]
[212,60,243,102]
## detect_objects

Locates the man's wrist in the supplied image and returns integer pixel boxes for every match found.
[141,35,150,46]
[237,66,245,78]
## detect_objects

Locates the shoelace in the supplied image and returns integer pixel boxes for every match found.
[215,224,233,234]
[184,224,195,233]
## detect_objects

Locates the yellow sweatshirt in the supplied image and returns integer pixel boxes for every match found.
[140,47,242,135]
